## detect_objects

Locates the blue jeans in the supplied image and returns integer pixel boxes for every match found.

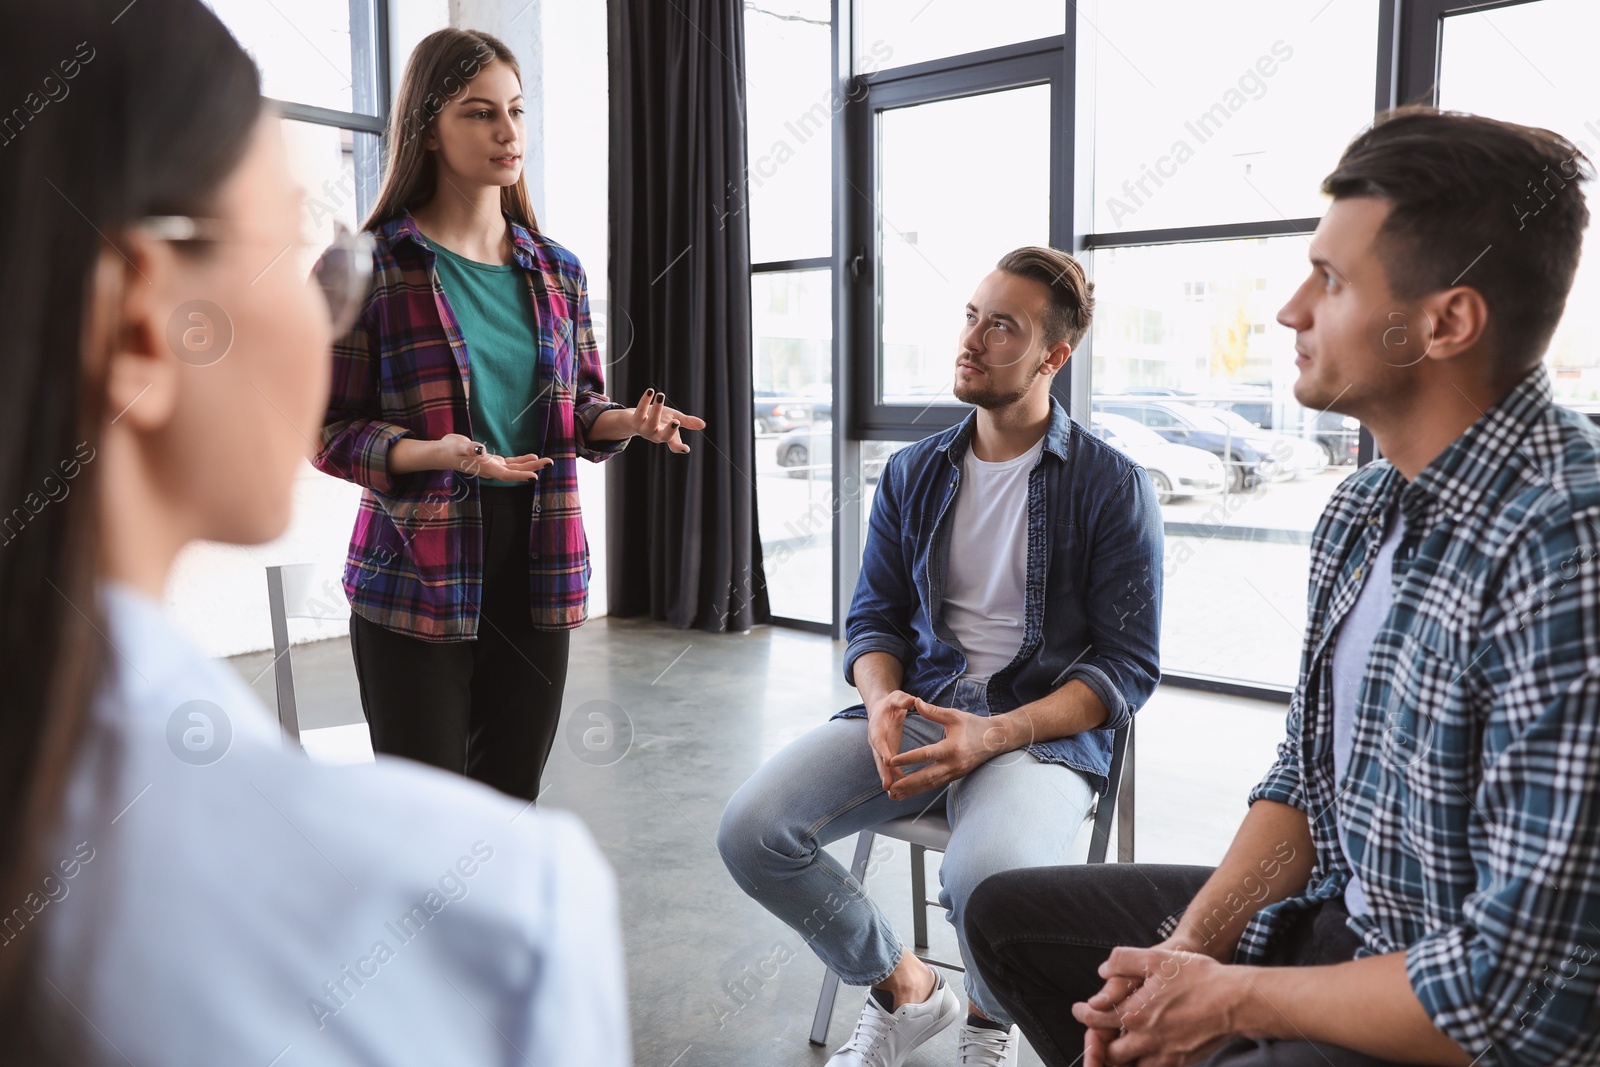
[716,679,1095,1025]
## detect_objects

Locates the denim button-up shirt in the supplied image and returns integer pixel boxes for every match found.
[834,397,1164,794]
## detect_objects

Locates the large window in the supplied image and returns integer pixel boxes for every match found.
[1090,0,1379,234]
[746,0,833,265]
[855,0,1064,72]
[822,2,1385,693]
[846,37,1068,438]
[281,121,361,278]
[205,0,369,114]
[1082,1,1383,691]
[745,0,835,625]
[758,0,1599,697]
[877,85,1053,404]
[752,270,834,623]
[1089,239,1362,688]
[201,0,393,243]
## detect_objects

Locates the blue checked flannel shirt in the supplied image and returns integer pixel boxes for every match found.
[1164,368,1600,1065]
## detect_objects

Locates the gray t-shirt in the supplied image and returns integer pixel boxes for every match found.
[1328,502,1406,918]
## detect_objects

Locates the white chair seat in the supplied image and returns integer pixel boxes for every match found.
[298,723,375,766]
[871,812,952,851]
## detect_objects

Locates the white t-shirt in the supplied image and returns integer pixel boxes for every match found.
[942,437,1046,685]
[36,580,630,1066]
[1329,503,1407,919]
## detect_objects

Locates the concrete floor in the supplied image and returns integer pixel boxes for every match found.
[229,618,1288,1067]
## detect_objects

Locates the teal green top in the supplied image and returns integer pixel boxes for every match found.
[426,237,542,488]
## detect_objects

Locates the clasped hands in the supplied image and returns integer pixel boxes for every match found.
[868,688,1250,1067]
[1071,939,1251,1067]
[865,690,1017,801]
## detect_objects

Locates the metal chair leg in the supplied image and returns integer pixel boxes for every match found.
[1088,723,1128,864]
[909,843,929,950]
[264,566,302,745]
[810,970,843,1047]
[810,830,878,1046]
[1117,720,1136,863]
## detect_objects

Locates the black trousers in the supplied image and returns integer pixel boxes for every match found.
[965,864,1407,1067]
[347,483,571,803]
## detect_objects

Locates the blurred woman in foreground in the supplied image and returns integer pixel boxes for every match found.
[0,2,628,1063]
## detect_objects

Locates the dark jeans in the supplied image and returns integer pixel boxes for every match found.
[965,864,1406,1067]
[347,483,571,802]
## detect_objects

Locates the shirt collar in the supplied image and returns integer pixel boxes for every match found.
[98,578,188,703]
[1400,365,1553,527]
[941,395,1072,466]
[94,579,275,738]
[378,210,540,270]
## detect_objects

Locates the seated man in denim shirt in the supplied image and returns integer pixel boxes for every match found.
[965,108,1600,1067]
[717,246,1164,1067]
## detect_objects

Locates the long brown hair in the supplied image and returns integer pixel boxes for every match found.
[0,1,261,1060]
[363,29,540,233]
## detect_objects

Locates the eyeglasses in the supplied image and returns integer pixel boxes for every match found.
[139,216,375,337]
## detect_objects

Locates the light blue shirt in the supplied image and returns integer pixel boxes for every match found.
[36,580,630,1066]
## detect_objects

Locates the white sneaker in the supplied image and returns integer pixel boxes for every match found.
[956,1020,1021,1066]
[825,973,962,1066]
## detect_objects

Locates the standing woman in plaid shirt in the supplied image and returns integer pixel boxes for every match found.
[314,30,703,802]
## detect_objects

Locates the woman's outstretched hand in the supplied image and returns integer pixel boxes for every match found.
[437,433,553,481]
[617,389,706,453]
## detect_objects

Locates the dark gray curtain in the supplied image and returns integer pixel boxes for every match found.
[605,0,768,632]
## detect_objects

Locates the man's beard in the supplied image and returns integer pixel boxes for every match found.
[953,360,1042,410]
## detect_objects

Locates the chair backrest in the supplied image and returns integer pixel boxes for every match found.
[264,563,349,744]
[270,563,351,622]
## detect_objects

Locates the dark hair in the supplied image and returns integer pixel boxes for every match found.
[995,246,1096,348]
[0,1,261,1060]
[363,29,540,232]
[1323,105,1593,373]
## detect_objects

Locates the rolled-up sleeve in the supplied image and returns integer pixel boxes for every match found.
[1247,690,1307,812]
[312,292,415,496]
[569,270,629,463]
[1403,518,1600,1067]
[1060,464,1163,730]
[844,455,917,685]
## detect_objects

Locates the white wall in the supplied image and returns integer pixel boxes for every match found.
[167,0,613,655]
[390,1,452,100]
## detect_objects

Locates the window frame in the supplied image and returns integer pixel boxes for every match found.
[842,36,1075,442]
[762,0,1560,700]
[750,258,836,635]
[255,0,392,220]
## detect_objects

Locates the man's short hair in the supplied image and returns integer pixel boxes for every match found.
[1322,105,1593,373]
[995,246,1095,349]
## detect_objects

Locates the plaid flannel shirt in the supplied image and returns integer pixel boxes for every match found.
[312,211,627,641]
[1162,369,1600,1066]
